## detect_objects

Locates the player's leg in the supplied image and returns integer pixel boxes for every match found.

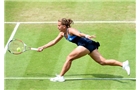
[89,49,130,75]
[59,46,90,76]
[50,46,90,82]
[89,49,122,66]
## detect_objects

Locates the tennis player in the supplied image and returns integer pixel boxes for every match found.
[38,18,130,82]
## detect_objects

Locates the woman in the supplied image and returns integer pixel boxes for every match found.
[38,18,130,82]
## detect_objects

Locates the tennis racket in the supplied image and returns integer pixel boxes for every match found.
[8,39,38,55]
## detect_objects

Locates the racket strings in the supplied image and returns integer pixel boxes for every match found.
[8,40,25,54]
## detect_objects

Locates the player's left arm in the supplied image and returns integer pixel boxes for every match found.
[38,32,63,52]
[69,28,96,39]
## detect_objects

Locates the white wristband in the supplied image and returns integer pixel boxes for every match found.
[85,35,89,38]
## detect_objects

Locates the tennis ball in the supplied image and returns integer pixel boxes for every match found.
[17,47,21,52]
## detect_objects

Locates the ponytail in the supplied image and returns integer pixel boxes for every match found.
[58,18,74,28]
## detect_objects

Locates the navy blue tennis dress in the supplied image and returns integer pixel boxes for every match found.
[64,29,100,53]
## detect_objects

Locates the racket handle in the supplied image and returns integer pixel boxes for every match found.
[31,48,38,51]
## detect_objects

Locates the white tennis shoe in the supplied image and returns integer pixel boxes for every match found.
[50,75,65,82]
[122,60,130,75]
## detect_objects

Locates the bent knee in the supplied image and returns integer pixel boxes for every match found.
[66,55,75,61]
[98,61,107,66]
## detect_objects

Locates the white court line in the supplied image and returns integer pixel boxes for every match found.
[4,77,136,80]
[4,21,135,24]
[4,23,20,54]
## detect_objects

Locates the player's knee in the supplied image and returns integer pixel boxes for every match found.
[66,55,75,61]
[99,61,106,66]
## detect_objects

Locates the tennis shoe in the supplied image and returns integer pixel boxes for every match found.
[50,75,65,82]
[122,60,130,75]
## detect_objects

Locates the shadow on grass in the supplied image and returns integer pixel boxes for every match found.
[66,73,123,78]
[65,73,136,82]
[25,73,136,83]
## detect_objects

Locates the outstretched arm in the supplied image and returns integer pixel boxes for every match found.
[69,28,96,39]
[38,32,63,52]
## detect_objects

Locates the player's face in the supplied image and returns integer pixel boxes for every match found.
[57,22,66,32]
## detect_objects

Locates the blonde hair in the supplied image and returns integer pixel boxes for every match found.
[58,18,74,28]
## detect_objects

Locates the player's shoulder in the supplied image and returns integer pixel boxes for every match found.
[69,27,76,30]
[68,27,78,32]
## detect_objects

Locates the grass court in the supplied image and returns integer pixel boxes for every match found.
[4,0,136,90]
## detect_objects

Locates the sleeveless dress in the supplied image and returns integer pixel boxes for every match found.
[64,29,100,53]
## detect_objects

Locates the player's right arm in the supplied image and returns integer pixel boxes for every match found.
[38,32,63,52]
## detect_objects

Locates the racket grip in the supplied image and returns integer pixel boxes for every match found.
[31,48,38,51]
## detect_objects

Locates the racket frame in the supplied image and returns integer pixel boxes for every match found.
[8,39,38,55]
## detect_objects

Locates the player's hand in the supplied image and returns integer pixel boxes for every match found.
[86,35,96,39]
[37,47,44,52]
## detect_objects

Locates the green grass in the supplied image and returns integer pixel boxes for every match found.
[4,24,16,45]
[4,1,135,21]
[4,0,136,90]
[4,0,135,1]
[4,24,136,90]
